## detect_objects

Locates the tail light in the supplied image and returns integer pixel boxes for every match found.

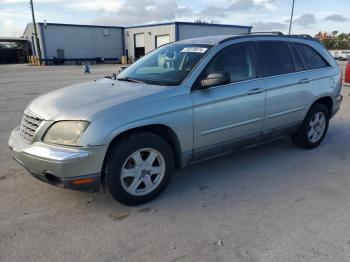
[345,61,350,85]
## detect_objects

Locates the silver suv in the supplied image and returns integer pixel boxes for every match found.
[9,33,343,205]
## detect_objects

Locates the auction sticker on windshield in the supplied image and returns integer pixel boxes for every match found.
[181,47,208,53]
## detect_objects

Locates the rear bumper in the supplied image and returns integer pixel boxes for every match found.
[8,126,108,192]
[332,94,343,118]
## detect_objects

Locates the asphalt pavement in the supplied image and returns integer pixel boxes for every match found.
[0,62,350,262]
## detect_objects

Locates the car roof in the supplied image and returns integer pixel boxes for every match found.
[175,33,319,46]
[175,35,237,45]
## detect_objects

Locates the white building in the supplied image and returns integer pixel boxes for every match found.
[23,21,252,65]
[125,22,252,60]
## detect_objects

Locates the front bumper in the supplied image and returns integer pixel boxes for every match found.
[8,126,108,192]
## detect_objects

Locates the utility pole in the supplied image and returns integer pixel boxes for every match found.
[288,0,295,35]
[30,0,42,63]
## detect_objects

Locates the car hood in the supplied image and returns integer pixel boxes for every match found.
[27,78,169,120]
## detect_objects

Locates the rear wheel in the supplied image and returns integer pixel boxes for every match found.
[291,103,329,149]
[104,132,174,205]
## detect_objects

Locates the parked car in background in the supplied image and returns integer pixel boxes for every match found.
[330,50,350,61]
[341,51,350,61]
[9,33,343,205]
[330,50,340,60]
[338,50,350,61]
[345,59,350,86]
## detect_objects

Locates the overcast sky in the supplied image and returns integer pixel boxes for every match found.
[0,0,349,37]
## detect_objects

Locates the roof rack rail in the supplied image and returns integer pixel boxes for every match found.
[289,34,313,39]
[244,31,284,35]
[218,32,318,45]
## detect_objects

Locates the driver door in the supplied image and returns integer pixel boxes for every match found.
[191,42,266,160]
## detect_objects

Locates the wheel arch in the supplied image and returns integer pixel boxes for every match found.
[311,96,333,116]
[102,124,183,181]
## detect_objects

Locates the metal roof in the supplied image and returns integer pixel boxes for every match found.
[22,21,252,36]
[125,21,252,29]
[37,22,124,29]
[24,22,124,33]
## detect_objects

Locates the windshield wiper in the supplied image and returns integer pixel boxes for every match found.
[117,77,144,83]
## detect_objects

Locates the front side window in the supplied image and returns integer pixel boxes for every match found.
[200,43,256,85]
[258,42,295,77]
[294,44,329,70]
[118,44,211,86]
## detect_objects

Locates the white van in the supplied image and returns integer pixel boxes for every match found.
[330,50,341,60]
[340,50,350,61]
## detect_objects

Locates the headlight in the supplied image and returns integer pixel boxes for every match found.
[43,121,90,146]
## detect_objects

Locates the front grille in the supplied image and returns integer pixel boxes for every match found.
[20,113,43,143]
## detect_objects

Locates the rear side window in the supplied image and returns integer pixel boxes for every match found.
[294,44,329,70]
[258,42,295,77]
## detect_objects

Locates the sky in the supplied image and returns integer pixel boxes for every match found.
[0,0,349,37]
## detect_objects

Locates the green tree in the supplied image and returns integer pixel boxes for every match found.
[316,31,350,50]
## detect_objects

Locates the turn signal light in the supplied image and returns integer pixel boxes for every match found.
[72,178,94,185]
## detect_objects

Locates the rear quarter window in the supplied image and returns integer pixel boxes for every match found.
[294,44,330,70]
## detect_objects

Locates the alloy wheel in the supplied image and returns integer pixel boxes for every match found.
[307,112,326,143]
[120,148,166,196]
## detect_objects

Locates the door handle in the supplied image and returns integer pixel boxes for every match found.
[247,88,264,95]
[298,78,310,84]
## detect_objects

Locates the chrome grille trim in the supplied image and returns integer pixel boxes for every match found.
[20,113,43,143]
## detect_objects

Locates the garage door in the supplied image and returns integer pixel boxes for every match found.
[134,33,145,59]
[156,35,170,48]
[135,33,145,48]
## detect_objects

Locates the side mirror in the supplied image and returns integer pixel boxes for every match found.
[201,72,230,89]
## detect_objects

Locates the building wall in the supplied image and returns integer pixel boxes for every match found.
[124,24,176,59]
[177,23,251,40]
[124,23,251,59]
[41,24,124,62]
[23,23,45,59]
[22,22,252,65]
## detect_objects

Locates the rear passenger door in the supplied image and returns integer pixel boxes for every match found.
[293,43,334,100]
[257,41,314,134]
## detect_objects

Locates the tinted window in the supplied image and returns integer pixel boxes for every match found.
[290,45,304,72]
[258,42,295,76]
[295,44,329,70]
[203,43,256,84]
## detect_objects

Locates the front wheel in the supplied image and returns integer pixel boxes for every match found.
[291,103,329,149]
[104,132,174,205]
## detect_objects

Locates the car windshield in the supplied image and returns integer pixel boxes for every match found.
[118,44,212,86]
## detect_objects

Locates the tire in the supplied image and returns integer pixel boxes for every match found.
[291,103,329,149]
[104,132,174,205]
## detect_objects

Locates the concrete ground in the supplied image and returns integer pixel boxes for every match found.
[0,62,349,262]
